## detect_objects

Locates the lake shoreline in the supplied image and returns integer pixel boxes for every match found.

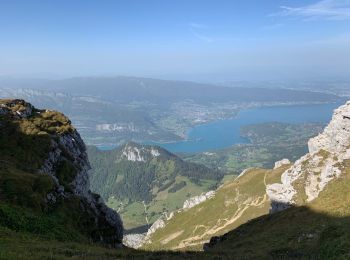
[96,101,343,153]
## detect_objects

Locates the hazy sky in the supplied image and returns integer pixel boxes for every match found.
[1,0,350,81]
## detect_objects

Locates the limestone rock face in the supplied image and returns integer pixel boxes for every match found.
[273,159,291,169]
[308,101,350,155]
[41,122,124,245]
[121,142,161,162]
[148,218,166,235]
[0,99,124,246]
[267,101,350,213]
[183,191,216,209]
[123,233,147,249]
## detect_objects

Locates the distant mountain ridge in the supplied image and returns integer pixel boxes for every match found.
[3,76,340,104]
[0,77,343,147]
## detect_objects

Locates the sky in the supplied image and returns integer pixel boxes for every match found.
[0,0,350,81]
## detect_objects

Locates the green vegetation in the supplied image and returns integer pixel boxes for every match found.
[0,225,239,259]
[143,165,291,251]
[87,123,324,230]
[0,99,349,259]
[88,144,221,229]
[182,122,324,174]
[0,100,74,172]
[0,100,120,251]
[208,160,350,259]
[168,181,186,193]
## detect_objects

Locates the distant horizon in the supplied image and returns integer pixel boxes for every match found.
[0,73,350,86]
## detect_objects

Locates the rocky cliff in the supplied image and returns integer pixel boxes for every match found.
[202,100,350,256]
[0,99,123,246]
[267,101,350,213]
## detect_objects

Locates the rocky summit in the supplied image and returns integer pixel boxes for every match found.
[0,99,123,247]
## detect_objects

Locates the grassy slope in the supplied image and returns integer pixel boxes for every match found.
[0,225,239,259]
[113,177,216,229]
[1,161,349,259]
[143,165,291,251]
[0,226,187,260]
[208,159,350,259]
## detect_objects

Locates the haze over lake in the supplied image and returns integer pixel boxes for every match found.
[145,102,343,153]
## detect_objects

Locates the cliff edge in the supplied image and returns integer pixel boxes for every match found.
[0,99,123,246]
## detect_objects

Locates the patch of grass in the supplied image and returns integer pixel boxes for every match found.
[0,225,214,260]
[0,204,79,242]
[0,166,54,211]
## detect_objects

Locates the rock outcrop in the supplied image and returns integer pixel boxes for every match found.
[308,101,350,155]
[273,158,291,169]
[183,191,215,209]
[121,142,161,162]
[123,233,147,249]
[267,101,350,213]
[0,99,124,246]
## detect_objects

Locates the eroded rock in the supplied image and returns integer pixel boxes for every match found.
[267,101,350,213]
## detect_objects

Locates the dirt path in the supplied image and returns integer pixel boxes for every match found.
[174,193,268,250]
[172,171,272,250]
[161,230,184,245]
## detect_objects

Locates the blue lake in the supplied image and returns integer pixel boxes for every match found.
[145,102,343,153]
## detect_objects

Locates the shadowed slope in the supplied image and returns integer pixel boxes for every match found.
[205,159,350,258]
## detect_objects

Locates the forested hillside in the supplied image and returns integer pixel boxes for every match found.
[88,143,222,229]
